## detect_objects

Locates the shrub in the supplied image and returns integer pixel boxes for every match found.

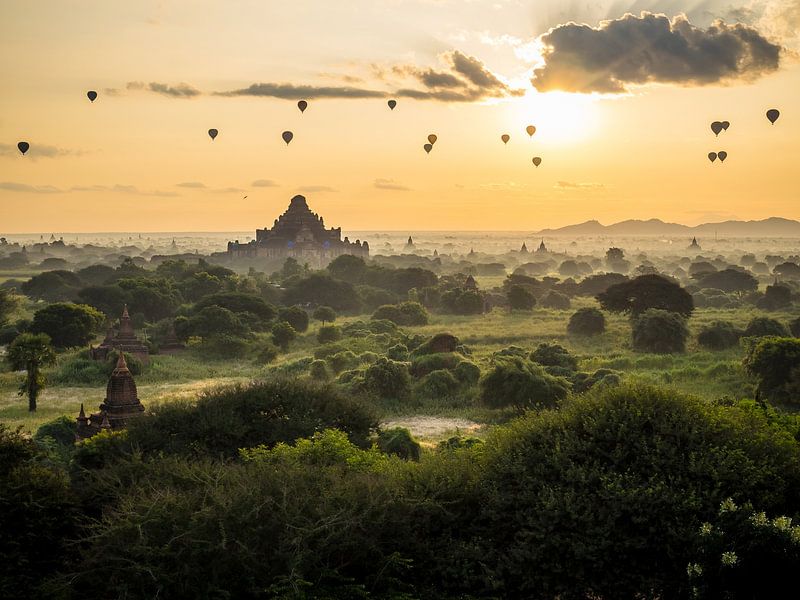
[698,321,743,350]
[744,317,790,338]
[277,306,309,333]
[410,352,461,377]
[34,415,77,448]
[416,369,460,398]
[194,334,249,360]
[743,336,800,403]
[412,333,459,356]
[254,340,279,364]
[312,305,336,325]
[530,343,578,371]
[309,359,331,381]
[567,307,606,336]
[372,301,429,326]
[386,343,409,361]
[790,316,800,337]
[507,285,536,311]
[454,360,481,385]
[756,284,792,311]
[631,309,689,354]
[126,378,378,457]
[361,358,411,400]
[317,325,342,344]
[539,290,571,310]
[329,350,359,374]
[479,357,570,411]
[376,427,421,461]
[271,321,297,352]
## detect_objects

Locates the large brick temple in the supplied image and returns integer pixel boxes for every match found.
[225,195,369,267]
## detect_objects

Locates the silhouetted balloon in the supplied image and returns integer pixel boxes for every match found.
[526,125,536,137]
[388,99,397,110]
[87,90,98,102]
[297,100,308,113]
[718,151,727,162]
[501,134,510,145]
[708,152,717,163]
[427,134,437,145]
[532,157,542,167]
[710,121,723,136]
[282,131,294,145]
[208,129,218,140]
[766,109,780,124]
[17,141,29,155]
[721,121,730,131]
[424,143,433,154]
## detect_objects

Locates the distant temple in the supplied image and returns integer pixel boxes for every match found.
[76,353,145,439]
[537,239,548,253]
[520,242,529,253]
[405,236,415,250]
[688,237,701,250]
[226,195,368,267]
[90,305,150,365]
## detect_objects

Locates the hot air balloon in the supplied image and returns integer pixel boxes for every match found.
[766,109,780,124]
[718,151,727,163]
[388,99,397,110]
[87,90,98,102]
[532,157,542,167]
[710,122,723,136]
[297,100,308,113]
[282,131,294,145]
[526,125,536,137]
[17,141,29,155]
[501,134,510,145]
[424,143,433,154]
[208,129,218,140]
[721,121,730,131]
[708,152,717,163]
[427,134,437,145]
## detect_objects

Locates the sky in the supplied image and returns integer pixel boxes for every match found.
[1,0,798,233]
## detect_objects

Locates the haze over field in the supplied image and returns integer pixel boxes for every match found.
[2,0,799,232]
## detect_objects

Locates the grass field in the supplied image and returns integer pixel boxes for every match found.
[1,302,798,437]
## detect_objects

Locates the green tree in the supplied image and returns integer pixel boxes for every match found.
[507,285,535,311]
[567,307,606,336]
[30,303,104,348]
[479,357,570,411]
[312,305,337,325]
[7,333,56,412]
[698,321,743,350]
[0,289,21,326]
[695,268,758,295]
[278,305,310,333]
[743,336,800,403]
[327,254,367,283]
[272,321,297,351]
[744,317,790,338]
[598,274,694,317]
[282,274,361,312]
[631,309,689,354]
[21,270,82,302]
[187,305,247,339]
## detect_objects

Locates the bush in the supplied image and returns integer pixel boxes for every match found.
[410,352,461,377]
[376,427,421,461]
[631,309,689,354]
[361,358,411,400]
[125,378,378,457]
[539,290,571,310]
[743,336,800,403]
[309,359,331,381]
[567,307,606,336]
[254,340,279,364]
[507,285,536,311]
[312,305,337,325]
[415,369,461,398]
[317,325,342,344]
[278,306,309,333]
[744,317,790,338]
[479,357,570,411]
[329,350,359,374]
[790,316,800,337]
[412,332,459,356]
[372,301,429,326]
[698,321,743,350]
[34,415,77,448]
[530,343,578,371]
[386,343,409,361]
[194,334,250,360]
[454,360,481,385]
[271,321,297,352]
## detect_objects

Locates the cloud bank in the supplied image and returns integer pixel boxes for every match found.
[532,12,782,93]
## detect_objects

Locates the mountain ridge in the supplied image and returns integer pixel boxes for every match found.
[534,217,800,237]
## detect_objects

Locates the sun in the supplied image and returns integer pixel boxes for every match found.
[511,90,600,145]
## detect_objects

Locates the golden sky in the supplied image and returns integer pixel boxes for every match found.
[1,0,798,232]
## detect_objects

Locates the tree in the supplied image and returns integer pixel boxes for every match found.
[605,247,624,262]
[282,274,361,312]
[757,284,792,310]
[744,317,790,338]
[21,270,82,302]
[194,292,277,321]
[695,268,758,295]
[312,305,337,325]
[317,325,342,344]
[773,262,800,279]
[530,343,578,371]
[360,357,411,400]
[698,321,743,350]
[30,303,104,348]
[278,306,310,333]
[598,274,694,317]
[7,333,56,412]
[372,301,429,326]
[539,290,571,310]
[631,309,689,354]
[479,357,570,411]
[440,288,484,315]
[576,273,628,297]
[77,284,130,317]
[507,285,535,311]
[0,289,21,327]
[743,336,800,403]
[567,307,606,336]
[377,427,421,461]
[271,321,297,352]
[187,306,247,339]
[327,254,367,283]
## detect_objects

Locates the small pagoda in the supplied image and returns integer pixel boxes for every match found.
[688,237,701,251]
[90,304,150,365]
[537,239,548,253]
[76,353,145,439]
[520,242,529,254]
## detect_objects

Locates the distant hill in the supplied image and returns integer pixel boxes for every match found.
[534,217,800,237]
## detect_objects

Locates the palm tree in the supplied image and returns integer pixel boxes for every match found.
[7,333,56,412]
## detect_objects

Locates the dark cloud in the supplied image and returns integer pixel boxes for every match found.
[374,178,410,191]
[126,81,201,97]
[0,182,62,194]
[216,83,386,99]
[176,181,206,188]
[252,179,278,187]
[532,12,782,93]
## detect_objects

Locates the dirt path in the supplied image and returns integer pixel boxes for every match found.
[382,415,483,441]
